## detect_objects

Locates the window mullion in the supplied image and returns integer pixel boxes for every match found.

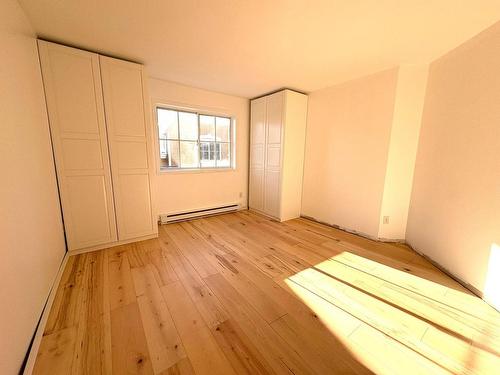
[230,118,233,168]
[197,113,201,169]
[177,111,181,168]
[215,118,218,167]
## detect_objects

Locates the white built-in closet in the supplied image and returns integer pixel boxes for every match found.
[38,40,157,252]
[249,89,308,221]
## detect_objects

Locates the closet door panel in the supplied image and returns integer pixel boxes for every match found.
[61,139,103,170]
[103,66,145,137]
[251,97,266,144]
[66,176,114,245]
[265,92,283,177]
[100,56,157,240]
[250,144,265,168]
[249,169,264,211]
[249,97,266,212]
[38,41,117,250]
[266,145,282,170]
[263,92,283,218]
[116,174,153,236]
[250,97,266,169]
[48,51,100,134]
[115,141,148,169]
[264,170,281,218]
[266,92,283,144]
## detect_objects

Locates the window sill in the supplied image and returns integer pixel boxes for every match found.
[158,167,236,175]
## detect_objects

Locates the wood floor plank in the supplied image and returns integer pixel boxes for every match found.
[107,246,136,311]
[243,211,331,246]
[44,254,86,334]
[32,327,77,375]
[317,257,495,342]
[161,357,196,375]
[159,229,228,328]
[128,242,152,268]
[161,281,206,336]
[146,244,179,287]
[198,217,273,259]
[211,319,275,375]
[179,326,237,375]
[166,223,219,278]
[468,340,500,374]
[72,251,110,375]
[111,302,154,374]
[169,222,289,324]
[133,266,186,374]
[193,218,283,268]
[190,218,278,273]
[205,273,317,375]
[271,313,372,375]
[161,280,236,375]
[348,324,451,375]
[102,250,113,375]
[33,211,500,375]
[289,267,474,374]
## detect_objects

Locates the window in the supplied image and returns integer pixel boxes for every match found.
[156,107,233,170]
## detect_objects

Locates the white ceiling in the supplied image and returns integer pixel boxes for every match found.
[19,0,500,98]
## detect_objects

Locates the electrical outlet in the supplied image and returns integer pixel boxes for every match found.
[239,192,243,198]
[383,216,390,224]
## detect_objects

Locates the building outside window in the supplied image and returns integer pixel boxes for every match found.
[156,107,233,170]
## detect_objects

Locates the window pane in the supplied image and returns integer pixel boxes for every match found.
[217,142,230,167]
[216,117,230,142]
[200,115,215,141]
[157,109,178,139]
[180,141,199,168]
[159,140,180,169]
[200,142,215,167]
[179,111,198,140]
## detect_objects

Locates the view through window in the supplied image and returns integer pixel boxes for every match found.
[157,107,232,170]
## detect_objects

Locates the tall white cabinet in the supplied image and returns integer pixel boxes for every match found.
[249,89,308,221]
[38,41,157,252]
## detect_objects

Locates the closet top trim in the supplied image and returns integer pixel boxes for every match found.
[37,38,143,66]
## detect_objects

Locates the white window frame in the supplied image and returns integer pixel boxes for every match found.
[153,103,236,173]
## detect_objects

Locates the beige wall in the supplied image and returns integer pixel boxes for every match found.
[302,69,399,238]
[407,22,500,309]
[0,1,66,374]
[149,78,249,215]
[378,65,428,240]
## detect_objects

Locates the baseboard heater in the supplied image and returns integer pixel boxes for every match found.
[160,204,240,224]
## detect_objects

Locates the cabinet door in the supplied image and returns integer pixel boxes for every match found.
[38,41,117,250]
[249,97,266,211]
[100,56,157,240]
[250,97,266,169]
[264,92,284,218]
[264,170,281,218]
[249,169,264,211]
[266,92,284,148]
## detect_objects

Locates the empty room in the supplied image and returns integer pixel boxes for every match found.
[2,0,500,374]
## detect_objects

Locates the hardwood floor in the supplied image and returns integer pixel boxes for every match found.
[32,211,500,374]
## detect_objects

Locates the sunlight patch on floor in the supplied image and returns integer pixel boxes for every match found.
[484,243,500,312]
[284,251,500,375]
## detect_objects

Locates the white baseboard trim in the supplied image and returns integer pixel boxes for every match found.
[23,252,69,375]
[160,203,240,224]
[405,240,485,298]
[300,214,497,312]
[300,214,405,243]
[406,241,500,313]
[68,233,158,256]
[248,208,282,222]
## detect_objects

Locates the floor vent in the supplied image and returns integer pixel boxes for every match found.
[160,204,239,224]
